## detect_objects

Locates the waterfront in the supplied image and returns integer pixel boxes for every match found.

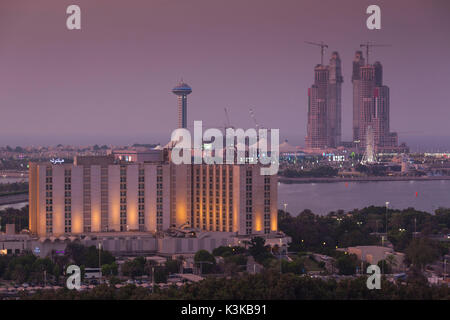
[2,180,450,216]
[0,201,28,211]
[0,177,27,184]
[278,180,450,215]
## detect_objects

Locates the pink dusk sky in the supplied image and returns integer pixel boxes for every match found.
[0,0,449,149]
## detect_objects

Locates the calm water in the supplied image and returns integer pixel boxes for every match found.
[1,181,450,215]
[0,177,28,210]
[278,180,450,216]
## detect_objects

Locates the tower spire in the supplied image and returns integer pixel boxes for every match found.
[172,80,192,129]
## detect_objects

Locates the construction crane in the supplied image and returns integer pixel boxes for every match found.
[249,108,259,131]
[360,42,391,64]
[224,107,234,130]
[305,41,328,65]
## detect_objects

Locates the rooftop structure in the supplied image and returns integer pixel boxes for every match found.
[172,81,192,129]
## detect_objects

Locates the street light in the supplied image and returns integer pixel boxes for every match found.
[384,201,390,246]
[382,201,390,276]
[444,259,447,282]
[98,242,102,283]
[279,238,282,276]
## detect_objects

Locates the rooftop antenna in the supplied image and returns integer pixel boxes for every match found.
[305,41,329,65]
[359,42,391,64]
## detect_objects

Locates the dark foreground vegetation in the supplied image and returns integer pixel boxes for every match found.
[0,182,28,196]
[279,206,450,255]
[1,205,449,300]
[22,270,450,300]
[0,206,28,232]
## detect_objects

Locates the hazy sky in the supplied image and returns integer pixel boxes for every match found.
[1,0,449,148]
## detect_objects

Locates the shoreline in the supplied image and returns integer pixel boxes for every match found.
[278,175,450,184]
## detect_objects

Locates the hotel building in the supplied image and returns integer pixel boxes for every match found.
[29,153,278,238]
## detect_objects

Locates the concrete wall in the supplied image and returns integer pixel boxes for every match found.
[158,233,235,255]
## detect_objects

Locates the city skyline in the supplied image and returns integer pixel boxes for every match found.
[1,0,450,304]
[1,0,450,151]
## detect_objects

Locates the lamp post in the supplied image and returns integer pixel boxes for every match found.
[444,259,447,282]
[383,201,389,275]
[98,242,102,283]
[279,238,282,276]
[152,267,155,292]
[384,202,389,246]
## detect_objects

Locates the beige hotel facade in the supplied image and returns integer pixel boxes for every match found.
[29,154,278,238]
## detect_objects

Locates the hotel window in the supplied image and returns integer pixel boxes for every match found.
[45,167,54,234]
[156,167,163,231]
[120,166,127,231]
[64,168,72,234]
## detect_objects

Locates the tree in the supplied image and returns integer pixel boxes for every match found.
[102,262,118,277]
[335,253,358,275]
[281,258,305,274]
[153,267,168,283]
[248,237,272,264]
[405,239,441,271]
[65,243,115,268]
[165,259,182,274]
[121,257,146,278]
[212,246,233,257]
[194,250,216,274]
[377,259,392,274]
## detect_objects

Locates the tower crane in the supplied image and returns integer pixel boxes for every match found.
[224,107,234,130]
[359,42,391,64]
[305,41,329,65]
[249,108,260,131]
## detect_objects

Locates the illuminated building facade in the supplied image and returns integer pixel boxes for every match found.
[305,65,329,149]
[352,51,365,143]
[29,156,277,237]
[356,60,398,150]
[327,52,343,148]
[305,52,342,150]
